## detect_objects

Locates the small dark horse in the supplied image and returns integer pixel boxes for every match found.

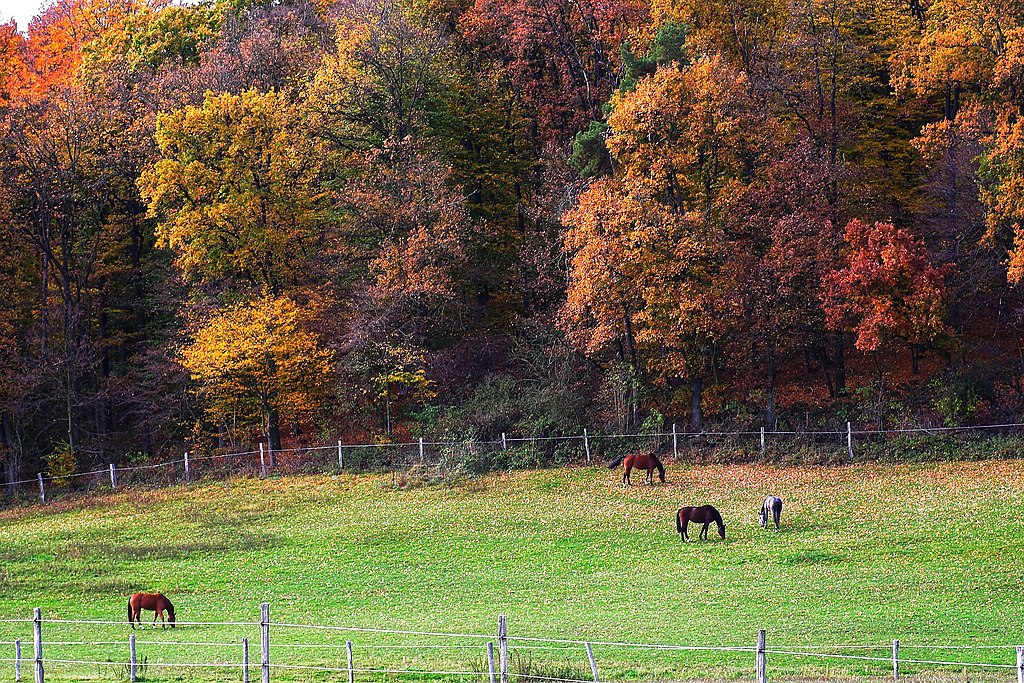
[607,453,665,486]
[128,593,175,629]
[759,496,783,531]
[676,505,726,542]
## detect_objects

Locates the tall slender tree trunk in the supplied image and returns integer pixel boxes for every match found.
[1,413,18,498]
[689,377,703,432]
[833,334,846,394]
[267,407,281,464]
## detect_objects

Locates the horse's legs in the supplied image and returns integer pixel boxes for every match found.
[681,520,689,542]
[623,464,631,486]
[701,521,710,540]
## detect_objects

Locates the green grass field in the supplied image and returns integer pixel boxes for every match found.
[1,461,1023,682]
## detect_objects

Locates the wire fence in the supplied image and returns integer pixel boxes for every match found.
[5,420,1024,508]
[1,610,1022,683]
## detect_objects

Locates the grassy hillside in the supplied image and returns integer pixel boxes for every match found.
[1,462,1023,682]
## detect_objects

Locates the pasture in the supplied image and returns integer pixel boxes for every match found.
[0,460,1023,682]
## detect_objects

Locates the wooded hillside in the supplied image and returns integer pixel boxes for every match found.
[1,0,1023,482]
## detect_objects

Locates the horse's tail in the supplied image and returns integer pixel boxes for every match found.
[652,454,665,481]
[607,455,625,470]
[127,597,133,625]
[675,509,683,533]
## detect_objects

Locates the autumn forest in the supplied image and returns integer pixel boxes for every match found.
[1,0,1023,484]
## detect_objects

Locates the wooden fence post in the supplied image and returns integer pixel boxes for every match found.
[243,637,250,683]
[584,429,591,464]
[760,427,765,454]
[32,608,42,683]
[338,440,344,471]
[129,633,137,683]
[36,474,44,504]
[259,444,267,478]
[487,642,496,683]
[346,640,354,683]
[498,615,508,683]
[15,639,21,682]
[260,602,270,683]
[1016,645,1023,683]
[672,423,678,459]
[110,464,117,489]
[755,629,766,683]
[847,422,854,460]
[585,643,599,683]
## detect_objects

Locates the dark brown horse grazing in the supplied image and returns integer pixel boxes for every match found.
[128,593,175,629]
[676,505,726,542]
[607,453,666,486]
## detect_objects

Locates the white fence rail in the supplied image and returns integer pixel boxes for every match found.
[7,421,1024,506]
[2,608,1022,683]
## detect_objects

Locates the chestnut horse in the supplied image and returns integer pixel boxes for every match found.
[676,505,726,542]
[128,593,175,629]
[607,453,665,486]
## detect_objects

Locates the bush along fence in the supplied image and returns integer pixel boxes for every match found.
[6,421,1024,505]
[1,608,1023,683]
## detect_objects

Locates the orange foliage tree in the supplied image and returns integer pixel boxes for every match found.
[562,55,758,429]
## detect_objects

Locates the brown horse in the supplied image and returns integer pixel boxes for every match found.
[607,453,666,486]
[676,505,726,542]
[128,593,175,629]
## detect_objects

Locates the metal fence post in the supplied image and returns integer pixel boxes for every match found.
[110,464,117,489]
[243,637,250,683]
[338,440,344,471]
[37,474,44,504]
[260,602,270,683]
[32,608,42,683]
[259,444,267,478]
[487,642,496,683]
[584,429,591,464]
[1016,645,1023,683]
[419,437,425,463]
[847,421,854,459]
[346,640,354,683]
[15,639,21,682]
[501,433,507,450]
[498,615,508,683]
[756,629,766,683]
[672,423,678,458]
[129,633,137,682]
[184,451,191,483]
[760,427,765,454]
[892,639,899,681]
[585,643,599,683]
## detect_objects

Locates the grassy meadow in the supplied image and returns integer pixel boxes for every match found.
[0,461,1022,682]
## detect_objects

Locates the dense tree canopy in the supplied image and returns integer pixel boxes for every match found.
[2,0,1024,484]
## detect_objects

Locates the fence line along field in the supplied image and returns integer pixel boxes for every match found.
[1,461,1023,681]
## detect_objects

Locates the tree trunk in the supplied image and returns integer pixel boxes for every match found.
[267,407,281,465]
[765,349,777,430]
[1,413,18,498]
[833,334,846,395]
[689,377,703,432]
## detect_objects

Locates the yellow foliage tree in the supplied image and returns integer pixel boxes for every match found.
[180,294,334,451]
[139,89,338,293]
